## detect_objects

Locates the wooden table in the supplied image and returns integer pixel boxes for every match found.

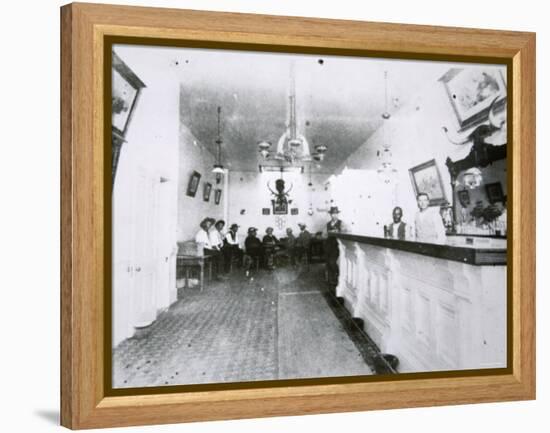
[176,254,212,292]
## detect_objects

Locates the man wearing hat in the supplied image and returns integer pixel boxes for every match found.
[210,220,226,251]
[243,227,262,276]
[325,206,345,286]
[222,223,242,272]
[295,223,312,265]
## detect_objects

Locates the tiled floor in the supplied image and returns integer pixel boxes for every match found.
[112,264,373,388]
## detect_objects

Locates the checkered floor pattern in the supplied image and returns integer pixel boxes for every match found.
[112,264,373,388]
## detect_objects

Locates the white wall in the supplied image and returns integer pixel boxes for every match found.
[111,46,181,344]
[177,121,225,241]
[4,1,547,433]
[227,170,330,239]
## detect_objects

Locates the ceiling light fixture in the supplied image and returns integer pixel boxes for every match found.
[376,71,398,184]
[258,140,271,159]
[259,61,327,166]
[212,106,224,183]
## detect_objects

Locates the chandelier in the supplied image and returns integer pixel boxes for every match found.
[212,106,224,184]
[376,71,398,184]
[258,61,328,165]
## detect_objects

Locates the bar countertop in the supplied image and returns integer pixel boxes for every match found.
[333,233,507,266]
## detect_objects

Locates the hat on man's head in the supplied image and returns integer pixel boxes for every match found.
[298,223,306,228]
[265,226,274,233]
[329,206,340,215]
[200,217,212,229]
[247,227,257,234]
[230,223,239,231]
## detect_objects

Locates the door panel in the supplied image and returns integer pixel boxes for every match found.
[133,170,157,327]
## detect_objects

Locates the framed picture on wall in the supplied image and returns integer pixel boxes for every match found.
[111,51,145,136]
[203,182,212,202]
[214,188,222,205]
[272,200,288,215]
[186,170,201,197]
[485,182,504,204]
[291,208,299,215]
[262,208,270,215]
[408,159,447,206]
[439,67,507,130]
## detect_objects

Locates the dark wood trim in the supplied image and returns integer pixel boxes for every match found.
[334,233,506,266]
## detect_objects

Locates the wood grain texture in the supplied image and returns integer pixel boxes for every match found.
[60,2,536,429]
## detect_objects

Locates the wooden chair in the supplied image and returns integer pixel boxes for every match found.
[274,248,292,267]
[243,254,260,273]
[227,249,243,273]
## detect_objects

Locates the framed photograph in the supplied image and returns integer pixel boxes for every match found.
[439,67,507,130]
[111,52,146,136]
[408,159,447,206]
[214,188,222,205]
[272,200,289,215]
[485,182,504,204]
[61,3,535,429]
[291,208,299,215]
[262,208,270,215]
[203,182,212,201]
[186,170,201,197]
[457,189,471,208]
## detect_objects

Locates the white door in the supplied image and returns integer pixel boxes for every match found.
[113,166,176,346]
[112,151,139,346]
[132,169,158,327]
[155,178,176,312]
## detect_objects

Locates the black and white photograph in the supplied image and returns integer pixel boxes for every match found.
[111,44,508,389]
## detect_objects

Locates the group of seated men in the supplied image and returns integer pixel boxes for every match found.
[194,217,313,276]
[244,224,312,272]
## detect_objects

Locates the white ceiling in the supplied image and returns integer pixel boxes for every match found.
[114,44,477,174]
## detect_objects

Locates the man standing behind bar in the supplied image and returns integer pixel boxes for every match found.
[387,206,408,240]
[325,206,345,286]
[414,193,446,244]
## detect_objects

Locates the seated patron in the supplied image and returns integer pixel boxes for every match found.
[210,220,226,251]
[283,227,297,265]
[414,193,446,244]
[262,227,279,270]
[244,227,262,275]
[195,217,215,250]
[195,217,223,279]
[223,223,243,272]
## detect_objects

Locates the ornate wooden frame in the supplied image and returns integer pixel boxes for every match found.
[61,2,535,429]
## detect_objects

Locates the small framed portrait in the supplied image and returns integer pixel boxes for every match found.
[111,51,145,136]
[439,67,507,130]
[291,208,299,215]
[262,208,270,215]
[409,159,447,206]
[272,200,288,215]
[457,189,471,207]
[186,170,201,197]
[203,182,212,202]
[485,182,504,204]
[214,188,222,205]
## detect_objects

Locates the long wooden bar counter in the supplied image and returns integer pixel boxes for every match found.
[333,233,507,373]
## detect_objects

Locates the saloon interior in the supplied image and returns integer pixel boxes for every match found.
[112,45,508,388]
